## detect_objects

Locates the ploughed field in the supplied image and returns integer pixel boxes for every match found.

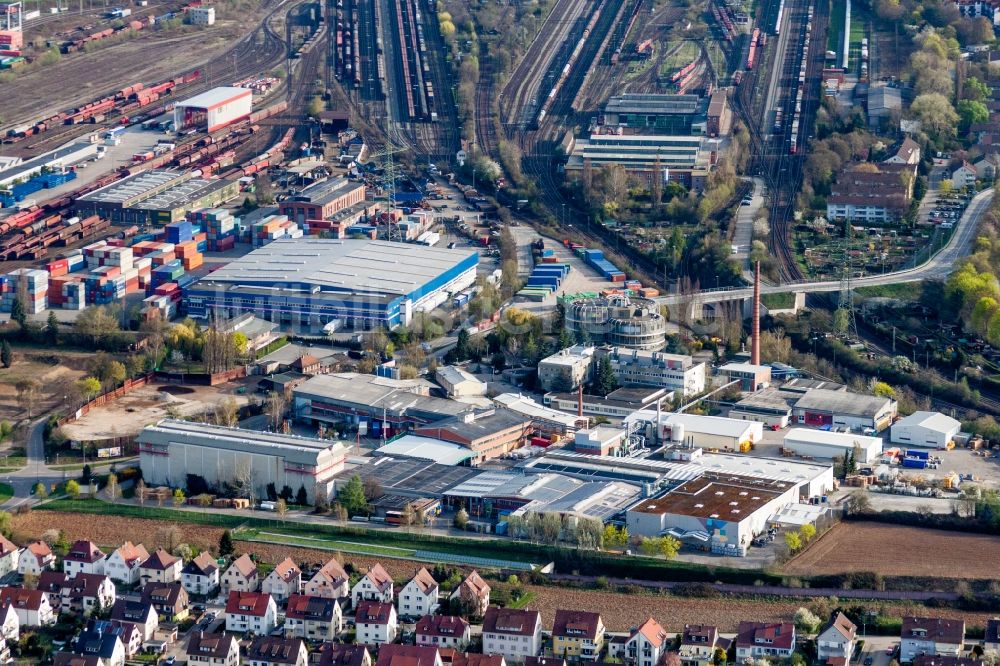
[782,522,1000,578]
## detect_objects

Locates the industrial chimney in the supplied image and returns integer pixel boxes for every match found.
[751,260,761,365]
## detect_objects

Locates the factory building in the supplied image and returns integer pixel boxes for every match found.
[278,178,367,225]
[523,448,835,499]
[137,420,346,503]
[75,170,239,224]
[173,87,252,133]
[792,388,897,432]
[564,297,666,351]
[185,239,478,330]
[544,387,673,420]
[294,373,469,436]
[890,411,962,449]
[413,408,534,463]
[537,346,595,392]
[626,474,801,555]
[602,94,705,133]
[718,363,771,392]
[624,411,763,451]
[565,133,716,190]
[186,5,214,24]
[0,142,98,189]
[492,393,586,437]
[782,428,883,463]
[596,346,705,396]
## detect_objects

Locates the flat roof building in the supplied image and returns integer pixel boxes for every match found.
[333,456,479,500]
[624,411,763,451]
[626,474,802,555]
[174,87,253,133]
[792,388,896,432]
[719,363,772,392]
[75,169,238,224]
[435,366,487,399]
[596,346,706,396]
[544,386,673,421]
[279,177,367,224]
[185,239,478,330]
[372,435,475,466]
[537,346,595,392]
[294,373,469,435]
[492,393,586,437]
[138,420,346,503]
[414,408,534,463]
[0,142,98,189]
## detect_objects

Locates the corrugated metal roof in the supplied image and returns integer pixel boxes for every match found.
[175,86,251,109]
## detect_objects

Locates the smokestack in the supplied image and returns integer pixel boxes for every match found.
[751,261,761,366]
[578,383,583,418]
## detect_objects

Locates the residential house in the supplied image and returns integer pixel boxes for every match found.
[416,615,471,650]
[884,137,921,166]
[625,618,668,666]
[0,536,19,577]
[352,563,394,606]
[187,632,240,666]
[109,599,158,641]
[375,645,442,666]
[315,644,372,666]
[139,549,182,585]
[18,541,55,576]
[355,600,398,645]
[0,603,18,642]
[226,591,278,635]
[450,571,490,618]
[0,587,56,626]
[912,657,982,666]
[284,594,342,642]
[106,621,142,658]
[482,607,543,662]
[262,557,302,603]
[735,622,795,660]
[53,655,103,666]
[221,554,259,594]
[900,617,965,662]
[985,619,1000,652]
[524,659,564,666]
[399,568,439,618]
[63,541,106,577]
[455,654,507,666]
[817,613,857,664]
[102,542,149,586]
[47,573,116,616]
[973,153,1000,182]
[63,624,125,666]
[826,162,915,223]
[552,610,605,661]
[140,582,189,622]
[951,162,977,190]
[679,625,724,666]
[305,559,350,599]
[247,636,308,666]
[182,552,220,596]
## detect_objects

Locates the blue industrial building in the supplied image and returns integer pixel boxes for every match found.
[185,238,478,330]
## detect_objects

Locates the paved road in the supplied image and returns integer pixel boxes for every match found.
[660,187,994,307]
[733,177,765,274]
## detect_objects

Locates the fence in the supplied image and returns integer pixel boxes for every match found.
[155,366,248,386]
[58,373,155,427]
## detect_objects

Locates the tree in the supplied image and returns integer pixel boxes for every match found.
[593,355,619,396]
[173,488,186,508]
[337,474,368,516]
[794,607,821,634]
[45,311,59,345]
[214,397,240,428]
[219,529,235,556]
[910,93,960,139]
[844,491,873,515]
[958,99,989,131]
[799,524,817,543]
[75,377,102,402]
[455,328,471,360]
[658,535,681,559]
[296,485,308,506]
[266,391,286,431]
[33,482,47,499]
[275,498,288,520]
[81,464,92,484]
[9,297,26,332]
[0,341,10,368]
[712,647,728,666]
[65,479,80,499]
[15,379,40,418]
[785,532,802,553]
[104,474,119,502]
[453,507,469,530]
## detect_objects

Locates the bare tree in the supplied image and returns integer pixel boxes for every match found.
[15,379,40,418]
[234,459,256,506]
[215,397,240,427]
[266,392,286,431]
[104,474,120,503]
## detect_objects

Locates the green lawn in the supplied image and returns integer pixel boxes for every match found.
[856,282,925,300]
[236,528,422,558]
[828,0,846,54]
[0,484,13,504]
[761,292,795,309]
[507,591,537,609]
[50,458,137,471]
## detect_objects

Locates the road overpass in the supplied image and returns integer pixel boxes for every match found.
[659,187,994,313]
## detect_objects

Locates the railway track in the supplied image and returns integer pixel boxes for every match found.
[475,54,499,159]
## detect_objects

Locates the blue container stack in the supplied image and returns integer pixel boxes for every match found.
[523,262,571,297]
[165,220,194,244]
[151,260,184,288]
[583,249,626,282]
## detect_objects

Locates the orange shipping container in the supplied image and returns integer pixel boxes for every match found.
[182,253,203,270]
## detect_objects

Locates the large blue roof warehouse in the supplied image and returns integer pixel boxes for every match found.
[185,238,478,330]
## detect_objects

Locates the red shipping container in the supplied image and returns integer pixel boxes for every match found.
[151,252,176,266]
[106,239,126,247]
[154,283,179,296]
[611,273,626,283]
[214,236,235,251]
